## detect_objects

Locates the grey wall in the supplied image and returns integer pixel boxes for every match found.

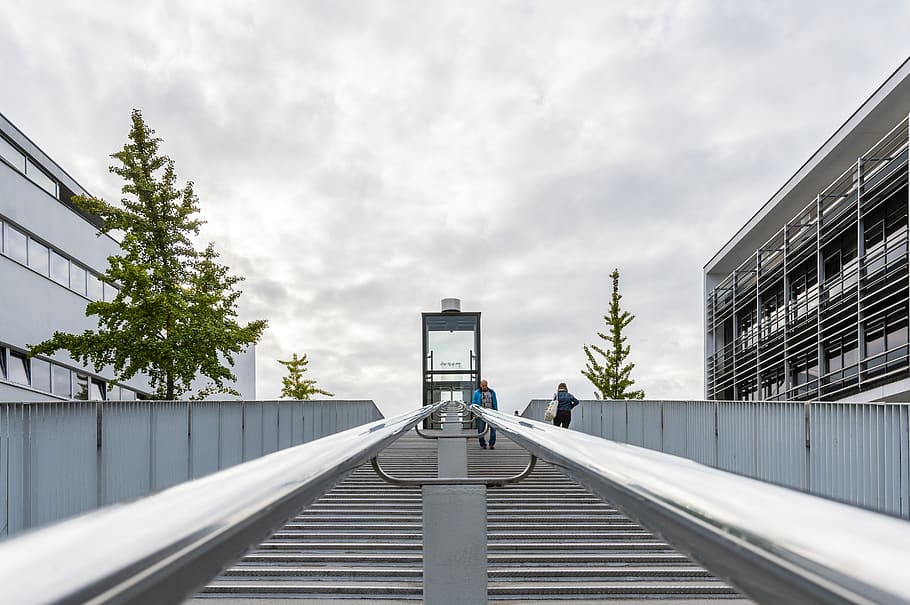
[0,399,382,537]
[524,399,910,519]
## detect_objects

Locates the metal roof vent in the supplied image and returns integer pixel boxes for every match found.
[441,298,461,313]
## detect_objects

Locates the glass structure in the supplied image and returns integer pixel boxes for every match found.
[422,305,481,413]
[706,116,909,402]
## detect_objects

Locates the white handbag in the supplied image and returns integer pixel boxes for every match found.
[544,397,558,421]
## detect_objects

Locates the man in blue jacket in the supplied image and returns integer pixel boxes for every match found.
[471,379,498,449]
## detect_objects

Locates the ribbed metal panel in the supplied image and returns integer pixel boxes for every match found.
[220,403,243,470]
[151,402,189,490]
[190,402,220,479]
[102,401,151,505]
[755,401,805,490]
[0,399,393,537]
[717,401,757,477]
[242,402,263,461]
[31,402,96,527]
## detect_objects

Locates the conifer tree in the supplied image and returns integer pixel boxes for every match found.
[30,109,267,400]
[581,269,645,400]
[278,353,334,399]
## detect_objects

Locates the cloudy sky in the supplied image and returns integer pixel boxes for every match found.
[3,2,910,415]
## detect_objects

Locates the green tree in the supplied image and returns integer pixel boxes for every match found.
[278,353,334,399]
[581,269,645,400]
[30,109,267,400]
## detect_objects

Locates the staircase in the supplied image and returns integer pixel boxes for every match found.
[195,431,748,602]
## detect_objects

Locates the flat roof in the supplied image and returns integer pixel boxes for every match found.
[705,56,910,277]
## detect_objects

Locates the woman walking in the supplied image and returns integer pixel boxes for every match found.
[553,382,580,428]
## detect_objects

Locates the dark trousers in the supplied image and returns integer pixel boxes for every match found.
[553,411,571,428]
[477,418,496,446]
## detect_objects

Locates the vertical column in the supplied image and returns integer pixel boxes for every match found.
[857,156,865,390]
[816,194,823,400]
[423,484,487,605]
[784,223,791,398]
[438,410,467,478]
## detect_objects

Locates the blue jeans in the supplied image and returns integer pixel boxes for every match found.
[477,418,496,447]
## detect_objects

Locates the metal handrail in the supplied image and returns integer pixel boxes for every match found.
[0,401,446,605]
[472,405,910,605]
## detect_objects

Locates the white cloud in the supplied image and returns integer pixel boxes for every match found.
[2,1,910,415]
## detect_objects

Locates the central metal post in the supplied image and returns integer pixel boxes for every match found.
[437,408,467,478]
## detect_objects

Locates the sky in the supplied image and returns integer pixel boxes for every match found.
[2,1,910,416]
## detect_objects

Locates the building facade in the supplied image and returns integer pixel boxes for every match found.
[705,58,910,403]
[0,112,255,402]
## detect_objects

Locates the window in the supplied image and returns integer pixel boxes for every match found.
[90,379,106,401]
[8,350,29,385]
[25,158,57,197]
[120,387,136,401]
[74,374,89,400]
[0,135,25,171]
[70,264,87,296]
[52,365,71,397]
[31,358,51,392]
[87,274,103,301]
[104,282,119,302]
[107,385,121,401]
[50,250,69,286]
[0,346,6,379]
[28,238,49,274]
[3,223,27,264]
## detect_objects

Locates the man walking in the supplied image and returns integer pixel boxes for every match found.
[472,379,498,449]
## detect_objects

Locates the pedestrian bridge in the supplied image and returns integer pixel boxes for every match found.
[0,398,909,604]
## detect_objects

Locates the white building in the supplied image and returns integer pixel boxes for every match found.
[0,111,255,401]
[704,58,910,403]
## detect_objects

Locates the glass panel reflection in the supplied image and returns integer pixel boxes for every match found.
[52,365,71,396]
[3,223,27,263]
[426,330,475,371]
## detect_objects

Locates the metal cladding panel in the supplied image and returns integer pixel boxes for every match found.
[219,404,243,470]
[642,401,662,450]
[810,403,908,514]
[291,401,305,445]
[151,403,189,490]
[242,402,263,461]
[717,402,757,477]
[755,402,806,490]
[600,401,614,439]
[322,401,338,437]
[190,403,220,479]
[101,402,151,505]
[626,401,645,447]
[4,406,27,533]
[662,402,688,457]
[301,401,314,443]
[0,406,8,537]
[902,407,910,518]
[31,402,96,527]
[688,401,718,467]
[277,404,293,449]
[261,402,279,454]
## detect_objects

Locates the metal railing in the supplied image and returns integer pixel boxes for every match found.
[0,401,444,605]
[475,404,910,605]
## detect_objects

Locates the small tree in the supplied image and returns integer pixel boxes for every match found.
[30,109,267,400]
[581,269,645,400]
[278,353,334,399]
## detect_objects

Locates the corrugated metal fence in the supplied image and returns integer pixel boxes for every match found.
[525,399,910,518]
[0,399,382,537]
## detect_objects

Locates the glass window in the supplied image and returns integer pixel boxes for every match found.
[52,365,71,397]
[8,351,29,385]
[107,385,121,401]
[866,322,886,357]
[27,238,49,274]
[50,250,69,286]
[87,273,103,301]
[120,387,136,401]
[3,223,27,263]
[30,358,51,392]
[70,264,87,296]
[26,158,57,197]
[0,135,25,171]
[90,379,106,401]
[0,346,6,379]
[103,282,119,302]
[74,373,89,400]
